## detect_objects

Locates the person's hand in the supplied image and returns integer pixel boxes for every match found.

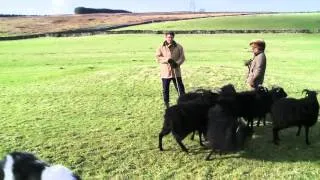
[249,81,255,88]
[168,59,178,68]
[244,59,252,66]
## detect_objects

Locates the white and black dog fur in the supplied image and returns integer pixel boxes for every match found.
[0,152,80,180]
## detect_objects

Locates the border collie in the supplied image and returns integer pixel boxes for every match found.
[0,152,80,180]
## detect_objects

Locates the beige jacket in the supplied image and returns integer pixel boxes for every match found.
[156,41,185,78]
[247,52,267,88]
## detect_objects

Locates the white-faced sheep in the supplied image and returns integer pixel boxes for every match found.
[271,89,319,145]
[0,152,80,180]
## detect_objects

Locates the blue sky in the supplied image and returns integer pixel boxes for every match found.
[1,0,319,15]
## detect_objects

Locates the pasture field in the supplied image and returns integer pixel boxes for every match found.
[0,34,320,179]
[117,13,320,32]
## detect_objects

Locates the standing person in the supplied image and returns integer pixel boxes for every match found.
[246,39,267,90]
[156,31,186,109]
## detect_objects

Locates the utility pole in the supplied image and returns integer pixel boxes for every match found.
[189,0,196,12]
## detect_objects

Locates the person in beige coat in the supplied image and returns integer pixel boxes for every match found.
[156,31,185,108]
[246,39,267,89]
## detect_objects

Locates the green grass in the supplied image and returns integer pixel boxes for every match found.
[1,34,320,179]
[117,13,320,32]
[0,32,10,37]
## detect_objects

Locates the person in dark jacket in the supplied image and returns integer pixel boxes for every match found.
[246,39,267,90]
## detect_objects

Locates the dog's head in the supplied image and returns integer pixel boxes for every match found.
[0,152,80,180]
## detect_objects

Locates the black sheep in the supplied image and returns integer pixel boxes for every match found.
[230,86,268,129]
[158,91,219,152]
[177,84,236,140]
[256,86,288,127]
[271,89,319,145]
[206,103,253,160]
[177,89,212,105]
[219,84,237,96]
[177,84,236,105]
[233,86,287,129]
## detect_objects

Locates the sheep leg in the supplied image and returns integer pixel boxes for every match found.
[190,131,195,140]
[158,128,171,151]
[205,150,215,161]
[273,128,280,145]
[244,117,252,129]
[247,117,254,129]
[305,126,310,145]
[245,118,250,127]
[172,132,188,152]
[199,131,204,146]
[296,125,302,136]
[203,132,208,141]
[257,117,266,127]
[257,118,261,127]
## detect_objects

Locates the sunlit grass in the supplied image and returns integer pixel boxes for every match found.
[117,13,320,32]
[0,34,320,179]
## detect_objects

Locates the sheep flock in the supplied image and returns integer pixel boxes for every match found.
[158,84,319,160]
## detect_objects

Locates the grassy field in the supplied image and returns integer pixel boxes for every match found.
[1,34,320,179]
[117,13,320,32]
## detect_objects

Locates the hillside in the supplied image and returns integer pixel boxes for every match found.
[117,13,320,32]
[0,12,249,37]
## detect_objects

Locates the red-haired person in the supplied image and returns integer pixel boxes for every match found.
[246,39,267,89]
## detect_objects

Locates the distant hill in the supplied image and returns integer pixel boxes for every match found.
[0,12,249,37]
[74,7,131,14]
[0,14,26,17]
[117,12,320,32]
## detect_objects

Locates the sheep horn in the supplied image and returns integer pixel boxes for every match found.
[302,89,309,95]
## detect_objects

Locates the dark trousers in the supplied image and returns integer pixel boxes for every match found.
[162,77,185,104]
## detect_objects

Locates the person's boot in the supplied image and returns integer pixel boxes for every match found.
[164,102,170,109]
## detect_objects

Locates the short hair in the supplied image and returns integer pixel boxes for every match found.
[250,39,266,51]
[165,31,175,37]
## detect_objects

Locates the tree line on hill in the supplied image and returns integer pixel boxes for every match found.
[0,14,26,17]
[74,7,131,14]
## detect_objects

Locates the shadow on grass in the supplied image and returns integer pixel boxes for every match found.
[182,117,320,162]
[240,121,320,162]
[154,116,320,162]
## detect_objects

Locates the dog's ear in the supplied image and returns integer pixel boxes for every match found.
[10,152,38,162]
